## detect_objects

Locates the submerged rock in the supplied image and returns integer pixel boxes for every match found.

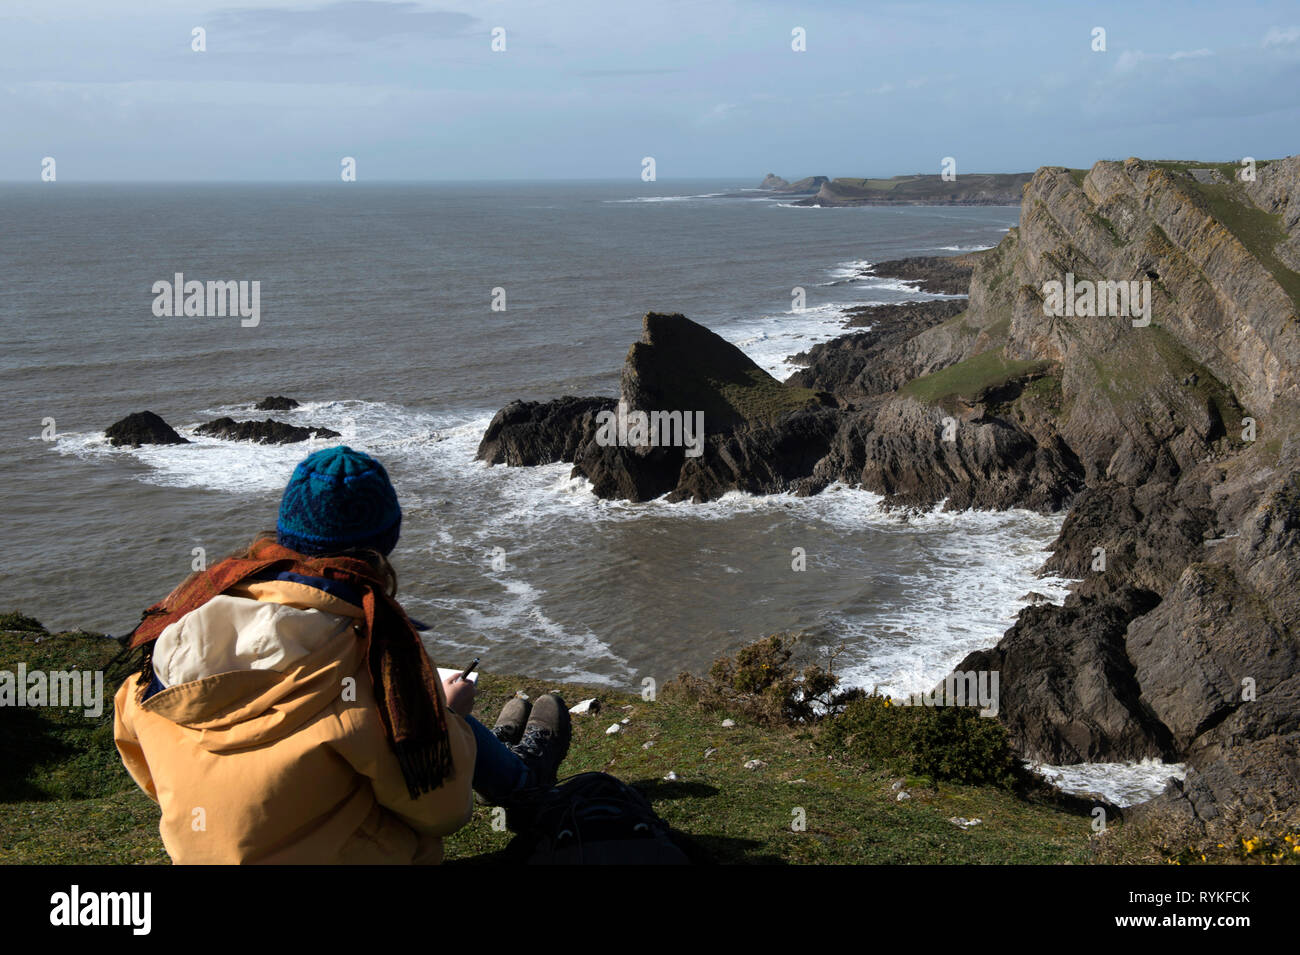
[105,411,189,447]
[254,395,300,411]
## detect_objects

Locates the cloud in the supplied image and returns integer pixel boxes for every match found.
[696,102,738,125]
[1263,26,1300,46]
[210,1,478,46]
[576,68,683,77]
[1116,48,1212,72]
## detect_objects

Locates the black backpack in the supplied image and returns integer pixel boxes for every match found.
[504,772,691,865]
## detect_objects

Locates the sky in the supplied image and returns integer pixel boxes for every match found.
[2,0,1298,181]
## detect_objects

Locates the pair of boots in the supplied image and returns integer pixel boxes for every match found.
[491,692,571,789]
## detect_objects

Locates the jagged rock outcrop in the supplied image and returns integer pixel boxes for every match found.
[479,312,1078,508]
[957,586,1170,762]
[105,411,189,447]
[194,417,340,444]
[808,397,1083,512]
[559,312,836,503]
[621,311,829,434]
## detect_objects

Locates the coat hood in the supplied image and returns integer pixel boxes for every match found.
[142,591,363,752]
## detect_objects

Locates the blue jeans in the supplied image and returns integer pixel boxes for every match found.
[464,715,538,806]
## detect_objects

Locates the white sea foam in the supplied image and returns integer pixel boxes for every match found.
[410,576,634,687]
[60,396,1082,713]
[54,399,456,494]
[1026,759,1187,808]
[715,261,967,379]
[801,489,1074,696]
[824,259,875,279]
[932,244,994,252]
[605,193,728,204]
[718,302,850,378]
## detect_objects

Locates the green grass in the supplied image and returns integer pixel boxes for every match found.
[831,177,902,193]
[899,349,1052,408]
[1187,181,1300,310]
[821,173,1033,203]
[1085,324,1243,430]
[447,675,1100,865]
[715,368,825,426]
[0,625,1120,865]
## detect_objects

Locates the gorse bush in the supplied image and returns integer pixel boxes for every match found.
[0,611,46,632]
[666,634,863,727]
[669,637,1016,785]
[819,693,1017,786]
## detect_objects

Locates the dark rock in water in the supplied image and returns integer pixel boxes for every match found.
[195,417,340,444]
[861,255,977,295]
[573,442,685,503]
[620,312,829,435]
[476,396,616,466]
[254,395,300,411]
[478,314,838,503]
[105,411,189,447]
[839,298,967,330]
[671,408,842,502]
[568,313,835,501]
[1040,479,1214,598]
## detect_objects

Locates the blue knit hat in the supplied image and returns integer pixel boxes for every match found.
[276,446,402,557]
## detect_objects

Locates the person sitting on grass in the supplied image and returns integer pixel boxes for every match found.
[113,445,570,864]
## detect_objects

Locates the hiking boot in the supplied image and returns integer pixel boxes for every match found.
[509,692,571,788]
[492,694,532,745]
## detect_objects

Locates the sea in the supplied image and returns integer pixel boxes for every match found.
[0,179,1179,805]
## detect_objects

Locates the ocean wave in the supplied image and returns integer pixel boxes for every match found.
[1026,758,1187,808]
[604,193,727,204]
[824,259,875,279]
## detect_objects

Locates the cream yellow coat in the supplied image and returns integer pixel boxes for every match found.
[114,578,476,864]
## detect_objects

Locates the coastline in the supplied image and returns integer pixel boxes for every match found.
[467,155,1300,847]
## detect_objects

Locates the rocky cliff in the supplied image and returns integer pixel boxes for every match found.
[945,157,1300,838]
[758,174,829,194]
[477,155,1300,837]
[798,172,1034,206]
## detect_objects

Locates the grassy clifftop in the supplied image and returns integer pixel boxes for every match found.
[2,620,1112,865]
